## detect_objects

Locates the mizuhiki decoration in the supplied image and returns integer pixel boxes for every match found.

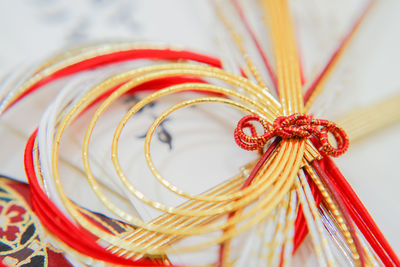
[0,0,399,266]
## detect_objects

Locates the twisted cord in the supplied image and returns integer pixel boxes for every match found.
[234,113,349,157]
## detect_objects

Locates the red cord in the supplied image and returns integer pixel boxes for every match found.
[25,130,163,266]
[6,49,222,112]
[16,48,223,266]
[311,161,366,266]
[314,157,400,266]
[24,75,217,265]
[303,0,376,104]
[234,113,349,157]
[231,0,279,93]
[218,139,281,266]
[292,0,379,254]
[293,171,322,252]
[10,40,397,266]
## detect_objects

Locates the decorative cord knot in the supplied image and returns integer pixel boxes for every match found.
[234,113,349,157]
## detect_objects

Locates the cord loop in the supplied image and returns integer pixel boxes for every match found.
[234,113,349,157]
